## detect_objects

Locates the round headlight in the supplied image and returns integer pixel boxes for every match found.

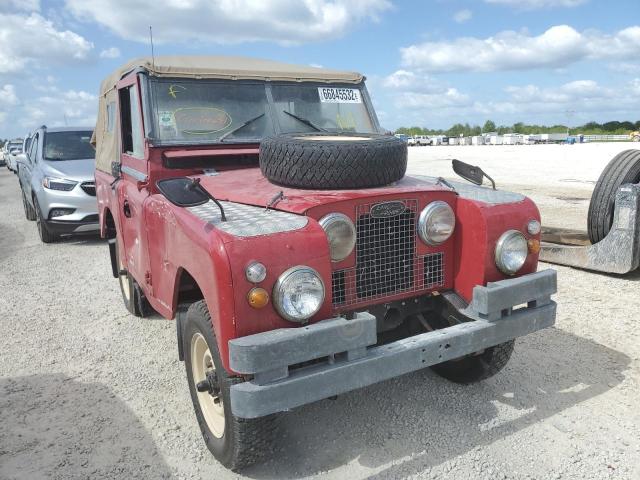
[319,213,356,262]
[418,201,455,245]
[273,266,325,323]
[495,230,528,275]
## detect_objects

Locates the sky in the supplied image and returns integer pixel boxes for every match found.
[0,0,639,138]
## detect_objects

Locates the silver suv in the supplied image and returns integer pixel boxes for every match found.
[18,126,99,243]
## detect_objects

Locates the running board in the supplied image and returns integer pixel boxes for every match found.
[540,184,640,274]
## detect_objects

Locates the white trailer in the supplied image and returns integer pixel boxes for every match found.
[471,135,485,145]
[448,137,459,146]
[430,136,442,146]
[488,135,503,145]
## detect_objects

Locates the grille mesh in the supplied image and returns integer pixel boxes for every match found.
[331,199,445,308]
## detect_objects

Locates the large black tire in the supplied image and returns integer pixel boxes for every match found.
[259,133,407,189]
[587,149,640,244]
[183,301,277,470]
[115,240,152,317]
[34,197,58,244]
[430,340,515,384]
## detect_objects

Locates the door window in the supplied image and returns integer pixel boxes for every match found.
[119,85,144,158]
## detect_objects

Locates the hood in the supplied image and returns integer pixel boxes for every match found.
[42,158,96,182]
[196,168,450,215]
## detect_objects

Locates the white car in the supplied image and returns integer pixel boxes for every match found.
[407,136,417,146]
[415,135,430,146]
[4,138,24,173]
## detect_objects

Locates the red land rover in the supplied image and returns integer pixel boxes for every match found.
[93,56,557,470]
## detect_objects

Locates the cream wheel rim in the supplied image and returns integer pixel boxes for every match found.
[191,333,225,438]
[117,250,131,302]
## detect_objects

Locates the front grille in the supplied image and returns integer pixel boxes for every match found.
[331,199,445,308]
[355,202,416,299]
[81,182,96,196]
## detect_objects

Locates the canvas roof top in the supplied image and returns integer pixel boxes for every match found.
[99,55,364,95]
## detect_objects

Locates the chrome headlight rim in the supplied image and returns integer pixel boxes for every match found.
[418,200,456,245]
[495,230,528,275]
[273,265,325,323]
[319,212,356,262]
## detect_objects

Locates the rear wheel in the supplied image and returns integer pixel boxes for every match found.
[115,240,152,317]
[183,301,277,470]
[587,149,640,244]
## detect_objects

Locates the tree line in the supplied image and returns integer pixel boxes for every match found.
[395,120,640,137]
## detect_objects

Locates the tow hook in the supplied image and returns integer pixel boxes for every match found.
[196,370,221,398]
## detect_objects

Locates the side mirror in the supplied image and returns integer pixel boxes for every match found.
[157,177,228,220]
[156,177,211,207]
[452,159,496,190]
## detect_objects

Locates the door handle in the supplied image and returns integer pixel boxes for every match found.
[123,200,131,218]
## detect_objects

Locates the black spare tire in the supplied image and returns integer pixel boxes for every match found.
[587,149,640,244]
[259,133,407,189]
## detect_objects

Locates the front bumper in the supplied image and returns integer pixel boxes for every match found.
[229,269,557,419]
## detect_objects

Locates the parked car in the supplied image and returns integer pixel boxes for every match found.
[18,126,99,243]
[4,138,23,172]
[415,135,430,146]
[0,143,6,167]
[94,56,556,471]
[407,136,417,146]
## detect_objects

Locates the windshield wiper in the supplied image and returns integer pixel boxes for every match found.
[219,113,265,142]
[282,110,326,132]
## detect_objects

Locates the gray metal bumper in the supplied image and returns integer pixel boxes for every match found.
[229,269,557,419]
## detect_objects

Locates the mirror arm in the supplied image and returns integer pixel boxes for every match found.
[484,173,496,190]
[189,178,227,222]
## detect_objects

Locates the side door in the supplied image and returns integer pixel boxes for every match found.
[21,132,38,199]
[115,76,152,294]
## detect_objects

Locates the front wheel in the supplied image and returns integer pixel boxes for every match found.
[183,301,277,471]
[34,197,57,243]
[430,340,515,384]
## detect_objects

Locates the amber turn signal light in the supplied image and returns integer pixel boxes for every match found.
[247,287,269,309]
[528,239,541,254]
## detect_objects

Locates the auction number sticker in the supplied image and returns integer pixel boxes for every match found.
[318,87,362,103]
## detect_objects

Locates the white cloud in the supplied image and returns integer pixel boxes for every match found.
[100,47,121,59]
[18,87,97,129]
[0,84,18,105]
[66,0,391,45]
[453,9,472,23]
[485,0,587,9]
[0,0,40,11]
[401,25,640,73]
[0,12,93,73]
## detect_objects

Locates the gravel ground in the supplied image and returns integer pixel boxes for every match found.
[1,144,639,479]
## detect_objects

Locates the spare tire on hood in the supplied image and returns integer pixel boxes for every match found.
[259,133,407,189]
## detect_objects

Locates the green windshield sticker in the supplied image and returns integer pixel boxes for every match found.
[159,111,176,128]
[168,85,187,98]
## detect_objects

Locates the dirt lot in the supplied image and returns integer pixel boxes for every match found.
[1,144,639,479]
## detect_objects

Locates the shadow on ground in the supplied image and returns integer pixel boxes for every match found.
[0,374,172,479]
[244,326,630,479]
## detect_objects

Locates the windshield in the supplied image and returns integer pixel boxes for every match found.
[271,84,374,134]
[150,79,273,144]
[148,78,377,144]
[44,131,95,161]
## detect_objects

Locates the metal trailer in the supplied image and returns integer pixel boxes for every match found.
[540,150,640,274]
[448,137,459,146]
[472,136,484,145]
[488,135,503,145]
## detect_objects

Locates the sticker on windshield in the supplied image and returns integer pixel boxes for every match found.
[318,87,362,103]
[159,111,176,128]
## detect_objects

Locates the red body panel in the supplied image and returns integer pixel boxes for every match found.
[96,72,543,372]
